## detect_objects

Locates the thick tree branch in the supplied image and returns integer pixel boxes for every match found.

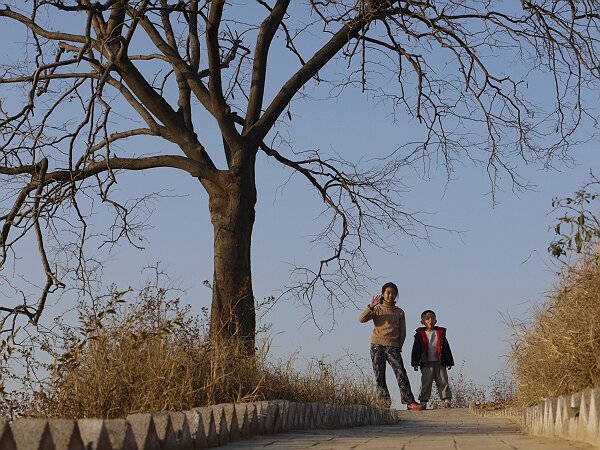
[245,0,291,130]
[206,0,226,111]
[250,13,370,140]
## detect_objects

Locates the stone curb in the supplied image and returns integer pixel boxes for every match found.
[469,387,600,447]
[2,401,398,449]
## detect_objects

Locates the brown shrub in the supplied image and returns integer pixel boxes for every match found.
[31,284,377,419]
[509,249,600,406]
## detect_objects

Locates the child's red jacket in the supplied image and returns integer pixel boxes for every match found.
[411,326,455,368]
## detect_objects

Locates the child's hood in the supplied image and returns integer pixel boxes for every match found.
[414,326,447,333]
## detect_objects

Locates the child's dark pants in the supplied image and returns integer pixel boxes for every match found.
[370,344,417,405]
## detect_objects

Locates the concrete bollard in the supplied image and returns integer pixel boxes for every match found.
[219,404,240,442]
[284,400,293,431]
[554,395,570,437]
[351,405,360,426]
[287,402,298,430]
[333,404,343,428]
[325,403,335,428]
[297,402,306,429]
[310,403,321,429]
[364,405,372,426]
[350,406,358,426]
[338,406,347,428]
[280,401,291,432]
[294,402,304,429]
[534,403,544,435]
[0,418,16,450]
[234,403,255,438]
[151,412,177,450]
[77,419,112,450]
[48,419,84,450]
[306,402,320,428]
[329,404,340,429]
[586,388,600,445]
[166,412,192,450]
[374,407,383,425]
[523,406,530,430]
[127,413,160,450]
[320,403,329,428]
[191,407,218,448]
[531,405,543,434]
[534,404,541,433]
[246,403,259,437]
[268,400,285,433]
[183,410,208,450]
[253,402,266,435]
[210,405,229,446]
[342,406,349,427]
[356,405,365,426]
[523,406,531,433]
[377,408,384,424]
[366,406,374,425]
[352,405,361,426]
[11,418,54,450]
[543,398,557,436]
[365,405,374,426]
[568,391,582,439]
[293,402,303,430]
[103,419,137,450]
[279,400,291,432]
[369,407,378,426]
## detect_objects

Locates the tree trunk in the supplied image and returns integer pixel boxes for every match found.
[206,169,257,353]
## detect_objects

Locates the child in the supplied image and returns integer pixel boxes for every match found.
[411,309,454,408]
[359,282,422,411]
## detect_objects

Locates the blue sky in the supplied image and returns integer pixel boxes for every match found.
[1,2,599,408]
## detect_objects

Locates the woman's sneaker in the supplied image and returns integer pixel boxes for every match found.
[407,402,423,411]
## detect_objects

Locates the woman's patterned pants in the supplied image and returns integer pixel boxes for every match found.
[370,344,417,405]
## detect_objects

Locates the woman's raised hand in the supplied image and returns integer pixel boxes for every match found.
[370,295,382,308]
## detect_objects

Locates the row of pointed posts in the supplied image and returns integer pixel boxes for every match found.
[0,400,400,449]
[470,387,600,447]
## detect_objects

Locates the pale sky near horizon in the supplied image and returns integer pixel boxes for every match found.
[1,2,599,409]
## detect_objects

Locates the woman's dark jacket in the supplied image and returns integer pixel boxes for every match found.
[411,326,454,368]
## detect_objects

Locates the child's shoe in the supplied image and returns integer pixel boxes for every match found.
[442,399,451,408]
[407,402,423,411]
[420,402,427,410]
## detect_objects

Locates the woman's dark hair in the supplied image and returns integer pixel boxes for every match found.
[381,282,398,294]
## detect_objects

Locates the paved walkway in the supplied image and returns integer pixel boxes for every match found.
[222,408,593,449]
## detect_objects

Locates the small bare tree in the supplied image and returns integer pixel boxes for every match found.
[1,1,598,352]
[549,172,599,261]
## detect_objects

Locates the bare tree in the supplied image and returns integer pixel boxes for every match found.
[1,0,598,351]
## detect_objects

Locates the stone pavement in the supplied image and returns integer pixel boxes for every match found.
[220,408,593,449]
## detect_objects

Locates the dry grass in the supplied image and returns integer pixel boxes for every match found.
[427,362,487,409]
[509,250,600,406]
[29,285,377,419]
